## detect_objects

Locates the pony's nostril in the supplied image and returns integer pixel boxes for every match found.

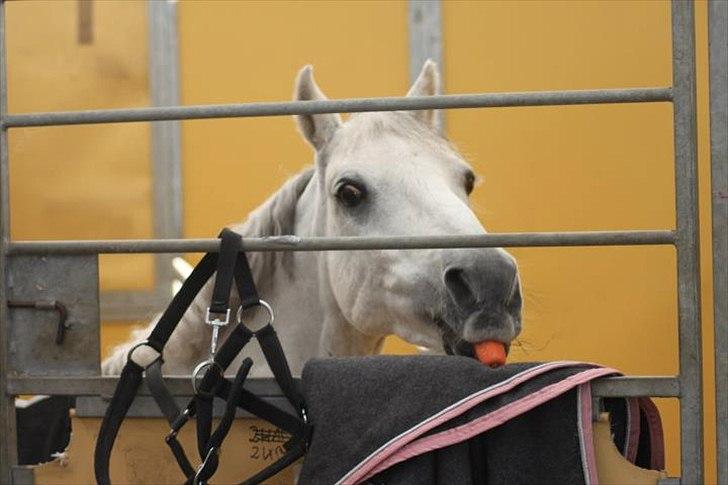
[443,267,477,310]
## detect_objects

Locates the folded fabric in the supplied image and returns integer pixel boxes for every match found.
[299,356,663,485]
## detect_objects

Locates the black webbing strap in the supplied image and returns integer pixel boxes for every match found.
[256,324,304,413]
[194,395,214,461]
[166,231,245,477]
[151,245,308,484]
[183,253,309,484]
[233,247,259,310]
[147,252,219,351]
[94,361,144,485]
[216,379,303,435]
[95,230,310,485]
[208,358,253,451]
[146,358,179,425]
[170,320,307,470]
[196,323,254,396]
[166,428,196,480]
[209,228,241,315]
[231,247,305,416]
[193,358,254,483]
[95,249,221,485]
[161,325,258,482]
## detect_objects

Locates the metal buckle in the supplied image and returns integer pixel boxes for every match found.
[205,307,230,326]
[204,307,231,357]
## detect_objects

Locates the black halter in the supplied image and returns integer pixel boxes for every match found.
[94,228,310,485]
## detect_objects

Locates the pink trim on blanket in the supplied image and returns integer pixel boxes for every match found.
[625,397,641,463]
[579,382,599,485]
[638,397,665,470]
[357,367,618,483]
[339,361,585,484]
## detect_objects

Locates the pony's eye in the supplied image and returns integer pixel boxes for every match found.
[336,182,366,208]
[464,171,476,195]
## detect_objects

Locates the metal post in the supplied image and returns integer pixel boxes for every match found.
[148,0,182,294]
[708,0,728,482]
[671,1,703,482]
[408,0,444,131]
[0,0,17,481]
[101,0,184,321]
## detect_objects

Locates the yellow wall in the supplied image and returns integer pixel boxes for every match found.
[441,0,711,478]
[178,0,409,239]
[7,0,155,291]
[5,0,717,480]
[440,1,715,478]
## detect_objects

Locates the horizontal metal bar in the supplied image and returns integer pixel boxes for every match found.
[6,231,676,255]
[7,375,680,398]
[75,395,296,418]
[591,376,680,398]
[7,376,288,397]
[75,377,679,416]
[3,87,672,128]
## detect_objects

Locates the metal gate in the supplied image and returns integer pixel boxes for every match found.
[0,1,724,483]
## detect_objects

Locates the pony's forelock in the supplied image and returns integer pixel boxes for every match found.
[326,111,457,160]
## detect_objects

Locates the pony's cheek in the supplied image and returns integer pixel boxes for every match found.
[324,253,380,318]
[390,321,443,350]
[322,255,405,334]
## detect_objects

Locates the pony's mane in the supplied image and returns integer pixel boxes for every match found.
[230,167,314,286]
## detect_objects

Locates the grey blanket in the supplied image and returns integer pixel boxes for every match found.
[298,355,663,485]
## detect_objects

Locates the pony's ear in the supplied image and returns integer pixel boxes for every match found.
[294,65,342,151]
[406,59,441,129]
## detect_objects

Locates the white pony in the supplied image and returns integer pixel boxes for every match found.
[103,61,523,377]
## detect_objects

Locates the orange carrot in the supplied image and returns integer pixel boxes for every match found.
[474,340,507,368]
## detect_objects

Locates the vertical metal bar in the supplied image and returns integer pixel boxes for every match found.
[408,0,443,84]
[408,0,444,131]
[708,0,728,482]
[77,0,93,45]
[148,0,182,298]
[0,0,17,481]
[671,1,704,482]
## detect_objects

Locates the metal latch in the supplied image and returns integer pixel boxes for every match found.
[7,299,70,345]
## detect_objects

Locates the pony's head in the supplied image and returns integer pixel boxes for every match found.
[294,61,523,357]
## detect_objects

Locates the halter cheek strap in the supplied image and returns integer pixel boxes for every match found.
[94,229,310,485]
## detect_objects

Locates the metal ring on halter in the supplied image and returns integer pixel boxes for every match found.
[126,340,160,367]
[191,359,223,396]
[235,299,274,331]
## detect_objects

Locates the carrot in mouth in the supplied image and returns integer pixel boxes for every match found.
[474,340,507,368]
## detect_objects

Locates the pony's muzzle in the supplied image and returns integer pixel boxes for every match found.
[442,249,522,343]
